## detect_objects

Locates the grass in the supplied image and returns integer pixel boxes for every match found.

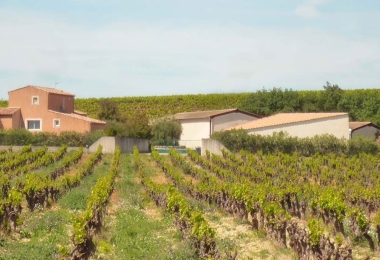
[58,154,113,210]
[94,154,198,260]
[0,209,71,260]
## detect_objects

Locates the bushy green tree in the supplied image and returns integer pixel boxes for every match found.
[321,81,343,111]
[239,87,302,116]
[104,110,152,138]
[97,98,120,121]
[151,118,182,146]
[120,110,152,138]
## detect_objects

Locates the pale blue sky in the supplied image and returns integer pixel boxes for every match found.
[0,0,379,99]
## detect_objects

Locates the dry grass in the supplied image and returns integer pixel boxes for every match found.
[205,214,295,260]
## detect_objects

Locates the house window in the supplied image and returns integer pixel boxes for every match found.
[27,120,41,130]
[32,96,39,105]
[53,119,60,128]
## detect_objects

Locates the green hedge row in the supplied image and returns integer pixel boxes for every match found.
[211,130,379,156]
[0,129,105,147]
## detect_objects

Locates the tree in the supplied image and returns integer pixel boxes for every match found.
[238,87,302,115]
[320,82,343,111]
[120,111,152,138]
[97,98,120,121]
[151,118,182,146]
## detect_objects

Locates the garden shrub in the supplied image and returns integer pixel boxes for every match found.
[212,129,379,156]
[0,129,105,146]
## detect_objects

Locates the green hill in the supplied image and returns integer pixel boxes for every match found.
[2,87,380,124]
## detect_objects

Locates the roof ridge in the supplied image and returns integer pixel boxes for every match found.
[8,85,75,96]
[175,108,237,114]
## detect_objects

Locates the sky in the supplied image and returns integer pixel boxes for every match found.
[0,0,379,99]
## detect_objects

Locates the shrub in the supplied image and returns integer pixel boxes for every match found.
[212,129,378,156]
[150,118,182,146]
[348,135,379,155]
[0,129,105,146]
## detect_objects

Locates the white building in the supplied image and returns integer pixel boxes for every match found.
[158,109,261,148]
[227,113,349,139]
[349,122,380,140]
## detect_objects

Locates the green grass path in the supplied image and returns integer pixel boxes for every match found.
[94,154,198,260]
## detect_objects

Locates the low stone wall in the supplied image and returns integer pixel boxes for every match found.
[89,137,150,154]
[116,137,149,153]
[201,138,229,156]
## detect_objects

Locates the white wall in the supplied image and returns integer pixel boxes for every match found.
[212,112,259,133]
[247,115,349,139]
[179,118,210,148]
[352,126,379,140]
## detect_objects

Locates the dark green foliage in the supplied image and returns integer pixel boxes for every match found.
[0,100,7,108]
[119,110,152,138]
[348,135,379,155]
[321,82,343,111]
[0,129,104,146]
[151,118,182,146]
[98,98,120,121]
[104,110,152,138]
[239,87,303,116]
[212,130,379,156]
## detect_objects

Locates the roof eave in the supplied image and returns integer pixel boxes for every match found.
[210,109,262,119]
[351,122,380,132]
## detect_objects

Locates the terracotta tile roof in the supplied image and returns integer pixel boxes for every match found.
[349,122,374,130]
[0,107,20,115]
[74,110,88,116]
[48,110,106,124]
[156,109,261,121]
[9,85,75,96]
[227,112,348,131]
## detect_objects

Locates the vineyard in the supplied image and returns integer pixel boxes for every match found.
[2,88,380,124]
[1,144,380,259]
[132,147,380,259]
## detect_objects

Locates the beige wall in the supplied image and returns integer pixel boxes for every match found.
[45,111,92,133]
[201,138,229,156]
[91,123,106,132]
[352,126,379,140]
[12,110,21,128]
[0,116,13,129]
[212,112,259,133]
[179,118,210,148]
[48,93,74,113]
[247,115,349,139]
[9,87,49,129]
[0,110,21,129]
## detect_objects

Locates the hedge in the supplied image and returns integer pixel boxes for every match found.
[0,129,105,147]
[211,130,379,156]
